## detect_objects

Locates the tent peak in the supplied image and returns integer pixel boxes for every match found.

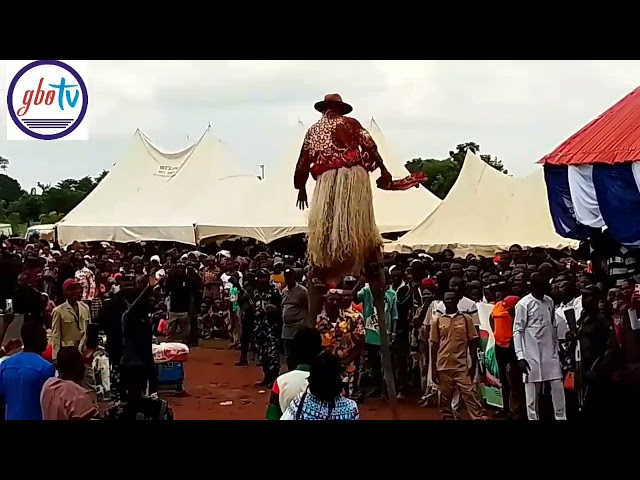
[369,117,383,135]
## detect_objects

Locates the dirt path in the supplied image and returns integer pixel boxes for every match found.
[165,341,442,420]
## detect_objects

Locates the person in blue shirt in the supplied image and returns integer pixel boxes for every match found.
[0,321,54,420]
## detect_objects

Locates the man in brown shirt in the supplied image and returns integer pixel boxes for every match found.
[430,291,487,420]
[50,279,90,360]
[50,279,94,395]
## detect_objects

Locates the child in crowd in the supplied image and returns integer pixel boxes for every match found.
[198,302,214,340]
[210,299,229,338]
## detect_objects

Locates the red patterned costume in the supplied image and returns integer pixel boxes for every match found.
[295,93,425,280]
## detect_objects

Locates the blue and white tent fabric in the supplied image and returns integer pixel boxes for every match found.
[544,163,640,246]
[540,87,640,246]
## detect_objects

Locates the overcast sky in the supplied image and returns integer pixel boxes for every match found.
[1,60,638,189]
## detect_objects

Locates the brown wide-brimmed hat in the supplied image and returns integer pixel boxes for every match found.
[314,93,353,115]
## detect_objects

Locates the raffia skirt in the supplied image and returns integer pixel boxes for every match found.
[307,166,383,279]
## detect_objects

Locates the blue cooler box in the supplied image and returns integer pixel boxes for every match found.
[156,361,184,392]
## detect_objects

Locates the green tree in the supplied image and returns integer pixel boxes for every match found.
[0,174,24,204]
[8,194,44,225]
[0,155,8,171]
[405,158,459,199]
[481,154,507,173]
[449,142,481,164]
[0,168,109,231]
[38,174,107,217]
[0,200,8,223]
[405,142,508,199]
[95,170,109,183]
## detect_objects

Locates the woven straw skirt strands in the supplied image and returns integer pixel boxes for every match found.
[307,166,383,279]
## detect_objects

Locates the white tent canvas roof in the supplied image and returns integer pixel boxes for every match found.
[58,120,441,246]
[195,120,441,243]
[194,125,309,244]
[57,128,233,245]
[194,175,308,244]
[384,151,579,256]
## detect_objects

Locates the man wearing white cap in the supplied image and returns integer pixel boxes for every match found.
[149,255,161,273]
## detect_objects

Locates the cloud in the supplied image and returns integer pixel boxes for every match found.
[0,60,639,189]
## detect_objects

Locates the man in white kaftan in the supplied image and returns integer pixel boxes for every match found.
[513,273,566,420]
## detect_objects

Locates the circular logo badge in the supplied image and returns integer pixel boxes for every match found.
[7,60,88,141]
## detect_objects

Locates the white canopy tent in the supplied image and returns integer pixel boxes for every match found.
[384,151,579,256]
[58,120,441,246]
[57,127,232,245]
[194,120,441,243]
[194,124,309,243]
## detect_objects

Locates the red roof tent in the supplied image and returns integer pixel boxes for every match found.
[539,86,640,166]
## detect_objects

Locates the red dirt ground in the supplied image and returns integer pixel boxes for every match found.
[165,341,442,420]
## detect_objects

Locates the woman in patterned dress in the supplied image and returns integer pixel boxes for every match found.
[201,256,221,302]
[315,289,365,397]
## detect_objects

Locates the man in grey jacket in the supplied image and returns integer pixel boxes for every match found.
[281,268,309,371]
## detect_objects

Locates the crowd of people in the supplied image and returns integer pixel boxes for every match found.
[0,229,639,420]
[266,240,640,420]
